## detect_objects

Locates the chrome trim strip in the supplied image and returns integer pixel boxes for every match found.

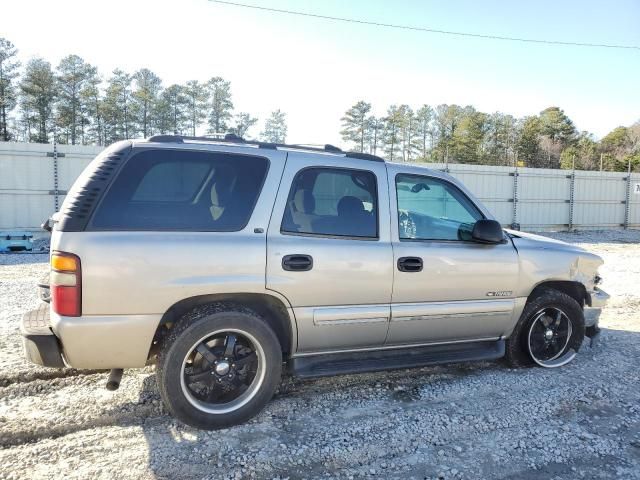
[314,317,389,326]
[392,311,509,322]
[313,305,390,326]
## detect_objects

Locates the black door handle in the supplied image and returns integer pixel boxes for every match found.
[282,254,313,272]
[397,256,423,272]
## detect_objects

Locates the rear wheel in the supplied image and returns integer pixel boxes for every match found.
[505,289,585,368]
[156,303,282,429]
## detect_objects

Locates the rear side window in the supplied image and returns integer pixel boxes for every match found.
[281,167,378,238]
[91,149,269,231]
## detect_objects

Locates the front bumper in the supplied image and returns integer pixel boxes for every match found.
[585,287,609,328]
[585,287,609,347]
[21,304,65,368]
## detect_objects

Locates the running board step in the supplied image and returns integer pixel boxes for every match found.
[289,340,505,379]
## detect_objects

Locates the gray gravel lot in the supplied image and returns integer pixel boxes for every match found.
[1,230,639,480]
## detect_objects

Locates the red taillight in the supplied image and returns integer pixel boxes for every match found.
[50,252,81,317]
[51,285,81,317]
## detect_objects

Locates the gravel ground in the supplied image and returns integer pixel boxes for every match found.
[1,230,639,480]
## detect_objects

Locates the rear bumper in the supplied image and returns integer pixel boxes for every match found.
[50,311,161,369]
[21,304,160,369]
[21,304,65,368]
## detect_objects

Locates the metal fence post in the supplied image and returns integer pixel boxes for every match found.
[53,138,59,212]
[624,159,632,230]
[568,157,576,231]
[511,161,519,230]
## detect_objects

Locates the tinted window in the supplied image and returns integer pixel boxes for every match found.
[282,167,378,238]
[132,161,211,202]
[396,174,482,241]
[91,149,268,231]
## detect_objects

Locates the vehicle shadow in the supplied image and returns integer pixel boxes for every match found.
[131,325,638,479]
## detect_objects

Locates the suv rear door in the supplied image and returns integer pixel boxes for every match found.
[266,152,393,353]
[387,165,520,345]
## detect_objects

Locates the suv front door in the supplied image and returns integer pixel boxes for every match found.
[387,167,520,345]
[266,152,393,353]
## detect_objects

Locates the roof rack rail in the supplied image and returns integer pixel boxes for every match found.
[145,134,385,162]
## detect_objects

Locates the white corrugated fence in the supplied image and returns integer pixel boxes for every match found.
[0,142,638,232]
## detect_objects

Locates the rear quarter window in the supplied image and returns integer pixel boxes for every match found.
[90,149,269,231]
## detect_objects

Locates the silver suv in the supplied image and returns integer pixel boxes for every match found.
[22,135,608,429]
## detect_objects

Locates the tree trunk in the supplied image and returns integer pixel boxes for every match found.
[1,105,6,141]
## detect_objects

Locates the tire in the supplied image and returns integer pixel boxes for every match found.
[156,302,282,429]
[505,289,585,368]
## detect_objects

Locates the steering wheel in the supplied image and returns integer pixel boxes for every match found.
[398,211,417,239]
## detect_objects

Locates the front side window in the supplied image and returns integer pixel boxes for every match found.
[396,174,483,241]
[281,167,378,238]
[91,149,269,231]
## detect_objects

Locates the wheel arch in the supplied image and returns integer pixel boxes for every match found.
[148,292,296,362]
[527,280,588,307]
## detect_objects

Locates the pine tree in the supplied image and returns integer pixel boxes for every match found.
[79,69,103,145]
[433,104,464,162]
[517,116,542,167]
[132,68,162,138]
[0,38,20,141]
[415,105,434,161]
[261,109,287,143]
[398,105,421,162]
[155,84,188,134]
[102,69,133,142]
[452,109,488,164]
[56,55,96,144]
[230,112,258,138]
[206,77,233,134]
[20,58,56,143]
[184,80,208,136]
[363,116,383,155]
[382,105,405,161]
[340,101,372,152]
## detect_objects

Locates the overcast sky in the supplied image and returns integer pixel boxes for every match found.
[3,0,639,145]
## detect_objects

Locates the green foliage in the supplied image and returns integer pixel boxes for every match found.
[340,100,636,172]
[183,80,208,137]
[261,109,287,143]
[56,55,97,144]
[155,84,189,135]
[382,105,404,161]
[0,37,20,141]
[132,68,162,138]
[230,112,258,138]
[559,132,598,170]
[340,101,372,152]
[0,35,636,174]
[102,69,133,143]
[19,58,55,143]
[414,105,434,161]
[206,77,233,134]
[451,109,487,164]
[517,116,541,166]
[539,107,576,144]
[600,126,640,171]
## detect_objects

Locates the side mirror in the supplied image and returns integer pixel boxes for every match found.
[471,219,505,244]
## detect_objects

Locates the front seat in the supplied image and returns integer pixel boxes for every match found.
[289,189,317,232]
[336,196,375,237]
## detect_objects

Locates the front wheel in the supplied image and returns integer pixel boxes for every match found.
[156,303,282,429]
[505,289,585,368]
